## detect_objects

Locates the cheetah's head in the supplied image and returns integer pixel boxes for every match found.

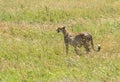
[56,26,66,33]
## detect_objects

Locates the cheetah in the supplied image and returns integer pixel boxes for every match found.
[56,26,101,55]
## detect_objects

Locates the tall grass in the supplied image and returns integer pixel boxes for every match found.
[0,0,120,82]
[0,0,120,22]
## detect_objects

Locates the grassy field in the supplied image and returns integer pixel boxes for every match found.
[0,0,120,82]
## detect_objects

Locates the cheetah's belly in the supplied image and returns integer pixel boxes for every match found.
[68,37,83,47]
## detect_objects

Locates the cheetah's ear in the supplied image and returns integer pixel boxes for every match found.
[62,26,66,29]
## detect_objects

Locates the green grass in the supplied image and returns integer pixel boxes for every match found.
[0,0,120,82]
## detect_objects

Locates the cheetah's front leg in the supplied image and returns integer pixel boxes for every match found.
[65,44,69,55]
[74,47,80,55]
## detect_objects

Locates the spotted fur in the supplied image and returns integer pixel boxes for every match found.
[56,26,101,55]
